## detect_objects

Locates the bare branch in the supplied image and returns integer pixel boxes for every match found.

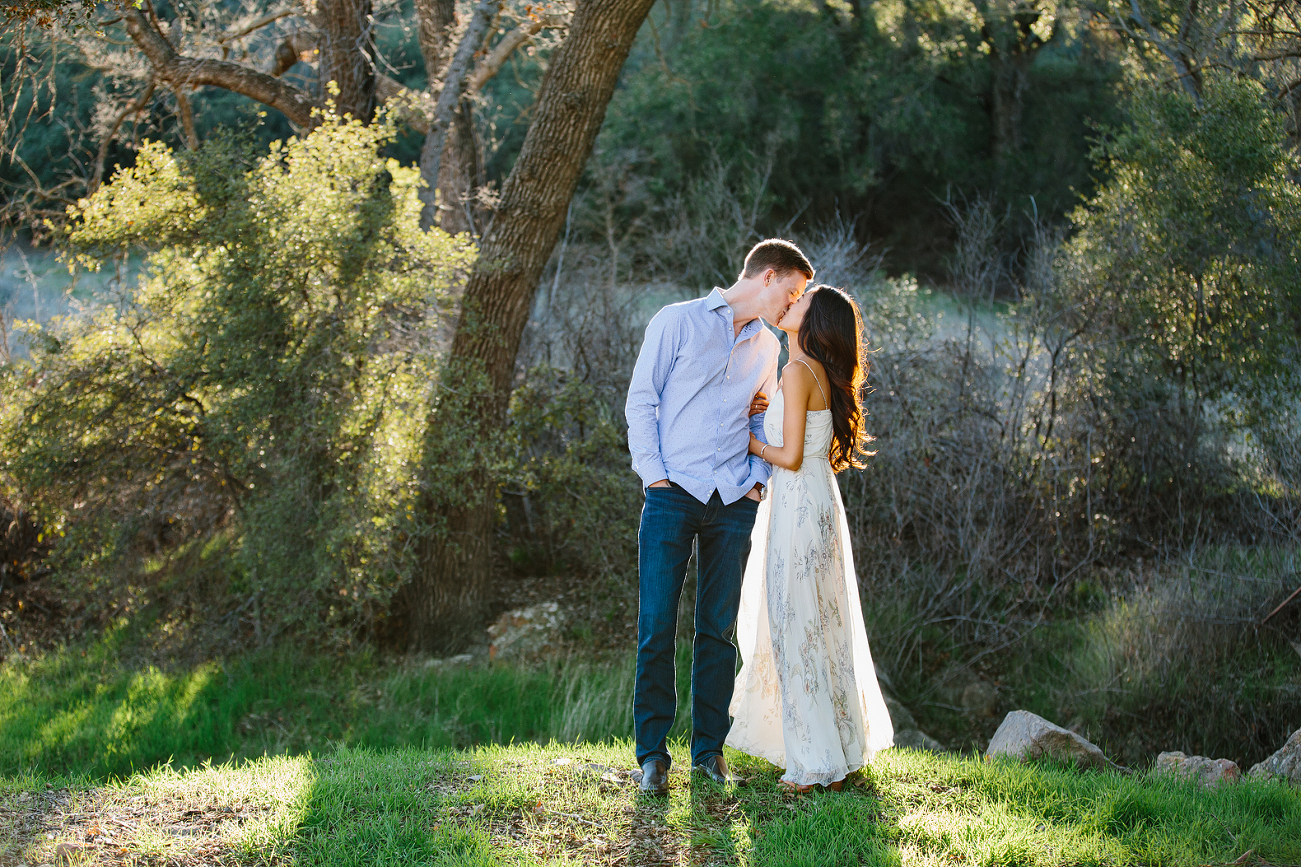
[91,80,157,195]
[467,16,564,94]
[121,4,318,129]
[173,86,198,150]
[217,8,296,47]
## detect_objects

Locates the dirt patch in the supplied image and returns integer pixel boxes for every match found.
[0,786,280,867]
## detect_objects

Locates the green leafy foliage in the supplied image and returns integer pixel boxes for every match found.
[1066,75,1301,400]
[502,365,640,582]
[0,114,475,636]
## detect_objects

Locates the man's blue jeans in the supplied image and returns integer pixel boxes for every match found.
[634,483,759,769]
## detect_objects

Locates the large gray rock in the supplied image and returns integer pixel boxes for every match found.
[487,602,565,661]
[985,710,1114,770]
[1249,728,1301,785]
[1153,751,1241,787]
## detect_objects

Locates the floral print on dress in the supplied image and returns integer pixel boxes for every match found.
[727,388,895,787]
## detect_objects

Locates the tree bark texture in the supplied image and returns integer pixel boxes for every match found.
[987,42,1031,161]
[419,0,500,228]
[414,0,458,76]
[317,0,377,121]
[406,0,658,653]
[436,104,483,235]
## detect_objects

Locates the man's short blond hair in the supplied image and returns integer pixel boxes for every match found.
[740,239,814,281]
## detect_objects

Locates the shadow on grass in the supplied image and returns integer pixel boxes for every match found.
[6,745,1301,866]
[0,629,652,779]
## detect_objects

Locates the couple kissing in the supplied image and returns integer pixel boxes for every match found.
[625,238,893,796]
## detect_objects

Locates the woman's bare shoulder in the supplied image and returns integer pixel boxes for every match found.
[785,356,826,382]
[796,356,826,377]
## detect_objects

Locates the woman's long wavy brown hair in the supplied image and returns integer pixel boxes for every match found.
[797,285,873,472]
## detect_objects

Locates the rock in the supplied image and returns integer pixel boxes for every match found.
[1249,728,1301,785]
[882,692,917,732]
[879,685,947,753]
[488,602,566,661]
[55,843,86,864]
[892,728,948,753]
[1153,751,1241,787]
[425,653,474,669]
[985,710,1115,770]
[935,666,999,718]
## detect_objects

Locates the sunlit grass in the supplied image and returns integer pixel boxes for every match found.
[0,631,695,779]
[4,745,1299,866]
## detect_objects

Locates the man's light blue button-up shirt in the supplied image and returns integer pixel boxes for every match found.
[625,288,780,505]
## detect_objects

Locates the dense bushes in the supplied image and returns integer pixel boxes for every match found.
[0,115,474,639]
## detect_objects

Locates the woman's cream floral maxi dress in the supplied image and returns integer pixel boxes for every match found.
[726,366,894,786]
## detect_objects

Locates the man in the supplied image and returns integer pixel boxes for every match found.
[625,239,814,794]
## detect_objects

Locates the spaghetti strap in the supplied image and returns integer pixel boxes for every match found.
[796,358,830,411]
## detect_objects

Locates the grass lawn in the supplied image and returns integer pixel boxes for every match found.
[4,743,1301,866]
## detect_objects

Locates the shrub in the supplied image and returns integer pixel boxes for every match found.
[0,114,475,640]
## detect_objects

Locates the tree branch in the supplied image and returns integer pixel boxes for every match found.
[91,80,156,195]
[218,7,295,49]
[121,4,319,129]
[419,0,500,225]
[467,17,548,93]
[269,30,320,77]
[376,74,435,134]
[1125,0,1202,101]
[173,85,198,149]
[379,14,565,136]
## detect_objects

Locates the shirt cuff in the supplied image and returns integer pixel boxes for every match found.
[748,454,773,486]
[635,457,670,490]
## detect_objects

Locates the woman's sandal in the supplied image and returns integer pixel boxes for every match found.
[777,780,813,795]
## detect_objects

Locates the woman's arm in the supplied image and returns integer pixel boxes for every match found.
[749,362,813,471]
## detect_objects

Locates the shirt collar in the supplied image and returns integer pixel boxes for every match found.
[708,287,764,340]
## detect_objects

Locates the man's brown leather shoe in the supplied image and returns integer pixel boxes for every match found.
[638,759,669,795]
[692,754,746,786]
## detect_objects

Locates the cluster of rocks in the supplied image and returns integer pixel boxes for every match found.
[449,601,1301,789]
[982,709,1301,788]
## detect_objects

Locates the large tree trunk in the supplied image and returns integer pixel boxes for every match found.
[318,0,377,121]
[976,1,1051,168]
[405,0,657,653]
[987,43,1031,162]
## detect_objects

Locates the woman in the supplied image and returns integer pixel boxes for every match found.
[726,284,893,793]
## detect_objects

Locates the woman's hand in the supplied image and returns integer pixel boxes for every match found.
[748,391,769,417]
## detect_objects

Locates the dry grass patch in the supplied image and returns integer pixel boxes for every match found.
[0,756,310,867]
